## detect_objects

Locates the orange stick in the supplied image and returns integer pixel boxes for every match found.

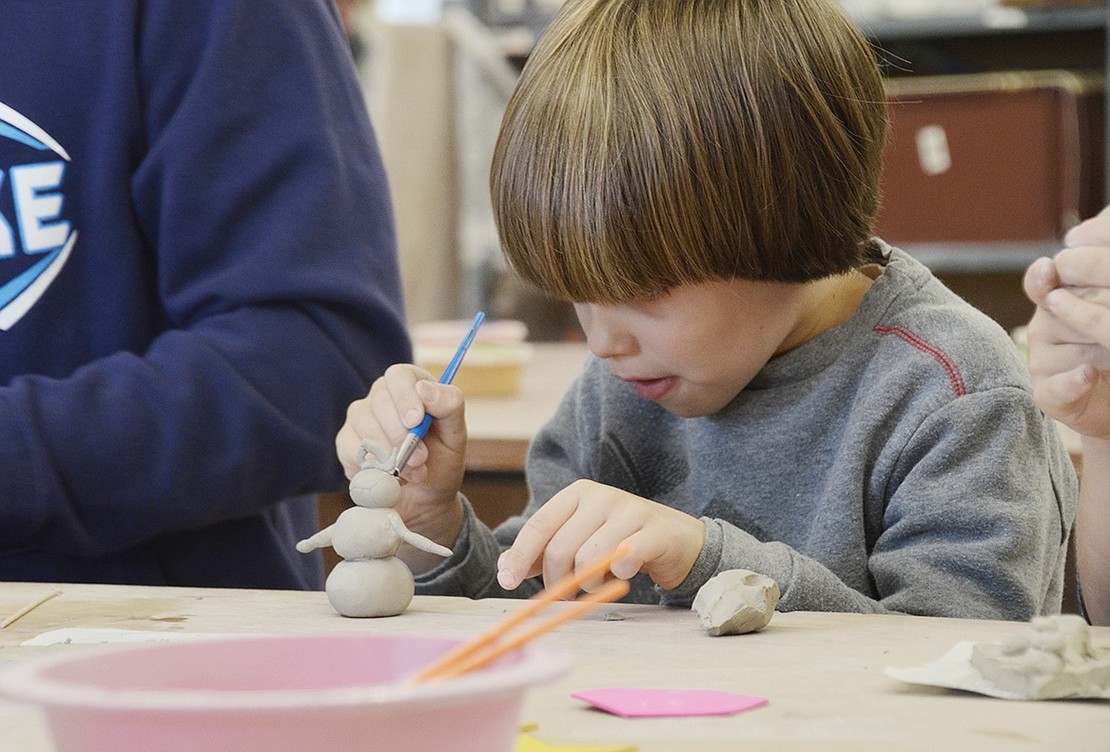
[411,546,631,683]
[424,579,630,682]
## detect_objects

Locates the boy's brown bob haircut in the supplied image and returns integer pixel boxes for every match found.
[491,0,889,304]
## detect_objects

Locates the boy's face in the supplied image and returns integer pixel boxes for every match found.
[573,277,842,418]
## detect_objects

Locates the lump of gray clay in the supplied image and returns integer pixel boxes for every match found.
[970,614,1110,699]
[692,569,780,636]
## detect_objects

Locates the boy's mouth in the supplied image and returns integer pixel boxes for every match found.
[626,376,676,402]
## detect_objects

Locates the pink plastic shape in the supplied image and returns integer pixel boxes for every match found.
[571,687,768,718]
[0,633,570,752]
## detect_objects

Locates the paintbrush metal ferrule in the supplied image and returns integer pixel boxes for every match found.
[391,432,421,477]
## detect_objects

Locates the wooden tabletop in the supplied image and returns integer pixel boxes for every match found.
[0,582,1107,751]
[464,342,590,473]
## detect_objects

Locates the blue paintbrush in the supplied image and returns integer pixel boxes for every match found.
[390,311,485,477]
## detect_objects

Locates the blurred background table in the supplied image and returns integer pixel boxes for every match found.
[461,342,589,526]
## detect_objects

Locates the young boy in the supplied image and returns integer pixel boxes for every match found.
[338,0,1076,619]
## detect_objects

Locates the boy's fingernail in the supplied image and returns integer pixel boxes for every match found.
[403,408,422,427]
[415,380,434,400]
[497,568,518,590]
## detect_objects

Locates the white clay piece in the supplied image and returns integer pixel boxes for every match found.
[296,442,452,618]
[692,569,780,636]
[885,615,1110,701]
[969,614,1110,700]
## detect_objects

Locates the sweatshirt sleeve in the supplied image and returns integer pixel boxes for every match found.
[662,388,1075,620]
[0,0,410,556]
[413,496,544,599]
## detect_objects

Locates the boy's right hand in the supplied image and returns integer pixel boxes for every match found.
[335,363,468,554]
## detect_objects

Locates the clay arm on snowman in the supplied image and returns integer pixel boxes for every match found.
[294,526,334,554]
[390,515,453,558]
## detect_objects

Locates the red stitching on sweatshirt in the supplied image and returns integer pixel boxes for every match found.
[874,325,966,397]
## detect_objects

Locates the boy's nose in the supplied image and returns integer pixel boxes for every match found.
[574,304,635,359]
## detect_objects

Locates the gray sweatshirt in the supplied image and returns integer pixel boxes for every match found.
[417,246,1076,620]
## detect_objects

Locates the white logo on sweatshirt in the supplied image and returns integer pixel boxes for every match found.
[0,101,76,331]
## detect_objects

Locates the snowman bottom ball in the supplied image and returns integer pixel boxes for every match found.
[325,557,415,617]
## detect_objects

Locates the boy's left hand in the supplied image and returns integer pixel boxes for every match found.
[495,479,707,593]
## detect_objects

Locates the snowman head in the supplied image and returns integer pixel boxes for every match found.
[349,441,402,509]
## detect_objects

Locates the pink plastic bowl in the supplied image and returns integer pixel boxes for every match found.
[0,633,571,752]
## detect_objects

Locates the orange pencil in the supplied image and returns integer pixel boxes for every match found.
[412,546,631,683]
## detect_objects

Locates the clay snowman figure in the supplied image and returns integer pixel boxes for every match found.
[297,443,452,617]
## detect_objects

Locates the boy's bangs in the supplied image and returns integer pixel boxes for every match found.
[492,0,889,300]
[498,168,700,305]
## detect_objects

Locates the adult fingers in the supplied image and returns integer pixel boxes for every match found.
[1064,205,1110,247]
[1022,257,1059,306]
[1032,366,1098,424]
[1052,245,1110,289]
[1043,287,1110,352]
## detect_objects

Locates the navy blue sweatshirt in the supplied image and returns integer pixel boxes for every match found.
[0,0,410,588]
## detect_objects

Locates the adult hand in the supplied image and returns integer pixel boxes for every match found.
[1024,208,1110,439]
[496,479,707,594]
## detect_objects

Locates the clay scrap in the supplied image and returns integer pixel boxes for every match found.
[971,614,1110,699]
[692,569,780,636]
[885,614,1110,701]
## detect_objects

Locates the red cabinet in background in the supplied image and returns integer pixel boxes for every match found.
[875,71,1105,244]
